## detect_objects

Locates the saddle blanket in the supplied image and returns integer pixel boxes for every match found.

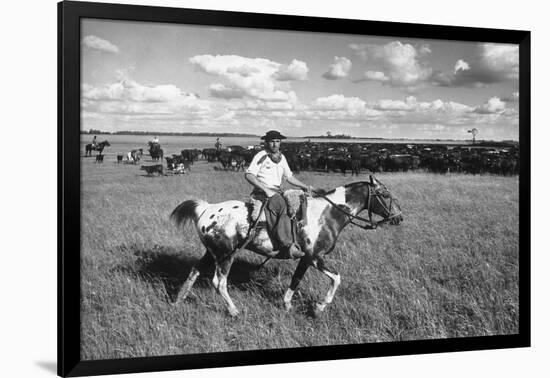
[249,189,308,227]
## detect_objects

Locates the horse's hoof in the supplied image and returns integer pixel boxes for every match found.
[284,302,293,312]
[312,303,325,318]
[228,307,240,317]
[169,299,179,307]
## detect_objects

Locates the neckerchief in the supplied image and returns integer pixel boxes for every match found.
[268,152,282,163]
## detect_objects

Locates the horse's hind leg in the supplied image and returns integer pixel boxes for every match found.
[213,255,239,316]
[176,251,214,304]
[312,257,341,314]
[284,257,311,311]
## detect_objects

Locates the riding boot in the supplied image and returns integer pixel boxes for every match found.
[276,244,305,259]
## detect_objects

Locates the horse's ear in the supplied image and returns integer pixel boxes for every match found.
[369,175,374,184]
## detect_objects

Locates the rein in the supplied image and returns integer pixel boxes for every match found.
[313,186,401,230]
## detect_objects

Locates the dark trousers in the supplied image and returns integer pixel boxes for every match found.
[252,189,292,251]
[265,194,293,250]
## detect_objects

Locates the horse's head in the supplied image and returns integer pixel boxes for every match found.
[103,140,110,147]
[367,175,403,225]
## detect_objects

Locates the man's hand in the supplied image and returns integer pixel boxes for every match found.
[300,185,314,196]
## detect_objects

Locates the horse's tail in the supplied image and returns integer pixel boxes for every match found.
[170,199,209,228]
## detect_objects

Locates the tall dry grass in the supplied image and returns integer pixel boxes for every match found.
[80,157,519,359]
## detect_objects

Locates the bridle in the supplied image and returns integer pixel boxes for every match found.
[313,184,402,230]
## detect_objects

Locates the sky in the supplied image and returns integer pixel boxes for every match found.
[81,19,520,140]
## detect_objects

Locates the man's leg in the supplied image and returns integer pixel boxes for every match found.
[265,194,303,258]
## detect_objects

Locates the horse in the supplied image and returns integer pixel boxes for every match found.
[170,175,403,317]
[148,142,164,162]
[84,140,110,156]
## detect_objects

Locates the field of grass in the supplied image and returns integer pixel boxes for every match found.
[80,156,519,360]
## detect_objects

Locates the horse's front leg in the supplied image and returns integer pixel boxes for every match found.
[312,256,341,315]
[213,255,239,316]
[284,257,311,311]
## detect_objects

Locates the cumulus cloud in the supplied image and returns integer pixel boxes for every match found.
[322,57,352,80]
[208,83,247,99]
[81,72,208,119]
[82,75,197,103]
[237,98,297,111]
[373,96,473,114]
[473,96,506,114]
[274,59,308,81]
[454,59,470,73]
[502,91,519,102]
[363,71,390,82]
[350,41,433,89]
[432,43,519,87]
[481,43,519,78]
[418,44,432,56]
[374,96,417,111]
[311,94,366,112]
[190,54,306,102]
[82,35,120,54]
[226,65,260,77]
[351,41,518,90]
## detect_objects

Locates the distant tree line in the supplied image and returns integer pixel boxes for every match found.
[304,134,353,139]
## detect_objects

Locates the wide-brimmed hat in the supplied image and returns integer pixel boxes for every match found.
[261,130,287,141]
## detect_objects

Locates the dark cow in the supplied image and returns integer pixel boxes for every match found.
[231,153,246,171]
[141,164,164,176]
[95,154,104,163]
[361,153,382,173]
[181,149,200,164]
[166,156,191,173]
[384,154,419,172]
[217,151,245,171]
[202,148,219,162]
[285,154,302,173]
[227,145,246,154]
[420,155,448,173]
[116,155,123,164]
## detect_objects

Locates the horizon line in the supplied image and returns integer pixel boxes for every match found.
[80,130,518,143]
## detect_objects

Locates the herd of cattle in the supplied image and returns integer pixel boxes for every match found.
[89,140,520,176]
[201,142,519,176]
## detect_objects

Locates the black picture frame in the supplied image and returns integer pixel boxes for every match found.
[58,1,531,376]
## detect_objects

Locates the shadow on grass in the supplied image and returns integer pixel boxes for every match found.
[111,244,286,304]
[136,173,165,178]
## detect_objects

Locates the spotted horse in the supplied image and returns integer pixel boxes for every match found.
[170,175,403,317]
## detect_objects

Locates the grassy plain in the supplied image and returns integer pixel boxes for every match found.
[80,154,519,360]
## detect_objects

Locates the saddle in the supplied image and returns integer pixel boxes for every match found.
[248,189,308,237]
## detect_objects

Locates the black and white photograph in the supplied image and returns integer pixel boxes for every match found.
[77,7,524,362]
[9,0,550,377]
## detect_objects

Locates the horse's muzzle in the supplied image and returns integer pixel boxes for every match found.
[389,214,403,225]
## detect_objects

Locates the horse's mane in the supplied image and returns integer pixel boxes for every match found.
[313,181,371,198]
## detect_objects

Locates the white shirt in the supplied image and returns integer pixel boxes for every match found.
[246,150,293,191]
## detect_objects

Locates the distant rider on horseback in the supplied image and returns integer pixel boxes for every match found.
[92,135,98,149]
[245,130,313,259]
